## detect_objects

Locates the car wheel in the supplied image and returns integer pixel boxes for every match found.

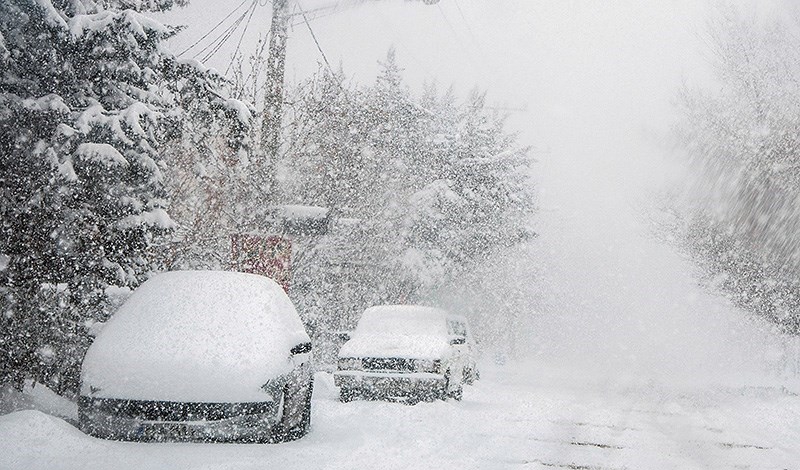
[448,383,463,401]
[443,370,463,401]
[273,380,313,442]
[463,368,475,385]
[464,366,480,385]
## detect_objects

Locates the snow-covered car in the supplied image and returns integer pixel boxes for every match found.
[78,271,313,443]
[334,305,478,403]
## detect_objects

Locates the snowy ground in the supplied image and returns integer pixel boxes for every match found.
[2,362,799,470]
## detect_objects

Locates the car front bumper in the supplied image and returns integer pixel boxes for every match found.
[333,371,447,400]
[78,396,282,443]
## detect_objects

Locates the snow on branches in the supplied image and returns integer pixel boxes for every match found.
[0,0,248,393]
[282,52,535,338]
[674,8,800,333]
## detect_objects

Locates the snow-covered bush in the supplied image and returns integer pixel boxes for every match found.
[674,8,800,333]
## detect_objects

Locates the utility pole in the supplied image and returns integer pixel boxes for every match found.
[262,0,290,198]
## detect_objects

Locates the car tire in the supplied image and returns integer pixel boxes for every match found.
[448,383,463,401]
[464,366,480,385]
[272,380,313,442]
[443,370,463,401]
[463,368,475,385]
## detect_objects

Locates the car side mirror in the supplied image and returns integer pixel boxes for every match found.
[449,336,465,345]
[336,331,351,342]
[291,342,312,355]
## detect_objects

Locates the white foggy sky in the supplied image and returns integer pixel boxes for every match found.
[160,0,718,148]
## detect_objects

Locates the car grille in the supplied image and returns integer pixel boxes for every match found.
[79,396,275,422]
[362,357,415,372]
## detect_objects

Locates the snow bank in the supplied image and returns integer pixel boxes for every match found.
[0,411,92,465]
[81,271,309,402]
[339,306,452,359]
[2,365,800,470]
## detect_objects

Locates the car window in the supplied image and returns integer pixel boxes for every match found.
[448,320,467,338]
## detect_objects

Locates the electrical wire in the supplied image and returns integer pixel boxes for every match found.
[452,0,481,50]
[177,0,251,57]
[225,0,261,75]
[193,11,248,61]
[198,1,257,63]
[301,8,335,76]
[436,3,483,73]
[289,1,364,28]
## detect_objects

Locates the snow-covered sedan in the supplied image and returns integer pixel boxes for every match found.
[334,305,478,403]
[78,271,313,443]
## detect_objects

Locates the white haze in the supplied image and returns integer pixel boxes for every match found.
[157,0,797,386]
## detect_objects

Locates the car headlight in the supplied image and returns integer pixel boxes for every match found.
[338,357,362,371]
[413,359,441,374]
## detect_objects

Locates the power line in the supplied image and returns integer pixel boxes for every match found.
[177,0,251,57]
[452,0,481,50]
[194,11,247,60]
[301,8,335,76]
[197,1,257,63]
[289,1,365,28]
[225,0,260,75]
[436,3,483,72]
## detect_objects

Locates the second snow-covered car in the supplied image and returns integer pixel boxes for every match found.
[78,270,313,443]
[334,305,478,403]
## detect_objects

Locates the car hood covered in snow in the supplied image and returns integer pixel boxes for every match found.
[81,271,310,403]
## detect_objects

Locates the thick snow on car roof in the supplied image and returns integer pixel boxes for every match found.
[81,271,309,403]
[339,305,452,359]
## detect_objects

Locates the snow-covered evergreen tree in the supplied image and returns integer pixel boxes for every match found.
[0,0,247,393]
[283,52,535,340]
[403,88,533,292]
[281,66,368,210]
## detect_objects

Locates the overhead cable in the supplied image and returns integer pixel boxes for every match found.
[177,0,251,57]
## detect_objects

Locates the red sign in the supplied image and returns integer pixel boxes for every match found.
[230,234,292,292]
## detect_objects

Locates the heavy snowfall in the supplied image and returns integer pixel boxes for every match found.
[2,0,800,469]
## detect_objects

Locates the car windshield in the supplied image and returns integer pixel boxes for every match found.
[355,307,448,337]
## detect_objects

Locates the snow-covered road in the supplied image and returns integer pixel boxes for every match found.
[2,362,798,470]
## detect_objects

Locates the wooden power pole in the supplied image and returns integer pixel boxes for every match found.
[262,0,290,197]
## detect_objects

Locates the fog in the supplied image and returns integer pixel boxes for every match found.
[158,0,794,385]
